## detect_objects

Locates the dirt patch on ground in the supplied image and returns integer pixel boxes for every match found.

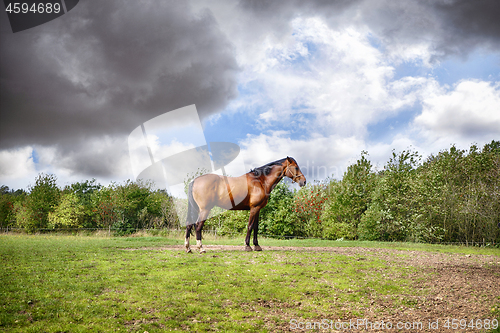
[358,262,499,333]
[129,244,499,267]
[127,245,500,332]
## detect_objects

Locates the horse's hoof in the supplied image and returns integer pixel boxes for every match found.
[245,246,253,252]
[199,248,206,254]
[254,245,262,251]
[186,248,192,253]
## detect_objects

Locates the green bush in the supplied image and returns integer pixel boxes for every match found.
[321,198,357,240]
[216,210,249,236]
[13,201,35,231]
[259,181,300,237]
[111,213,134,236]
[91,185,118,228]
[358,202,384,241]
[14,173,60,232]
[66,179,102,228]
[0,186,23,228]
[263,200,299,238]
[48,192,85,229]
[293,183,326,238]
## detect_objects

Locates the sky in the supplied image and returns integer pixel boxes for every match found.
[1,0,499,193]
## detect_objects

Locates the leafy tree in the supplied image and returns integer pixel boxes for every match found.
[216,210,249,236]
[48,192,85,229]
[260,181,300,237]
[483,140,500,154]
[321,180,356,240]
[115,180,155,231]
[65,179,102,228]
[91,185,118,228]
[15,173,60,232]
[407,158,447,242]
[0,185,8,195]
[143,190,179,229]
[321,151,376,239]
[0,186,24,228]
[293,182,326,238]
[358,149,420,241]
[340,151,376,224]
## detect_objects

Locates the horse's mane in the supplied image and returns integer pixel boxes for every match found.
[250,157,296,176]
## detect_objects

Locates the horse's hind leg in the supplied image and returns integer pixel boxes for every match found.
[185,224,194,253]
[245,208,261,251]
[195,209,210,253]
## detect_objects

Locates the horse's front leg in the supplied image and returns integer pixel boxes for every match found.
[195,209,210,253]
[253,210,262,251]
[245,208,262,251]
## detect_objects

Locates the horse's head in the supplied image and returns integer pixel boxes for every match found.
[284,157,306,187]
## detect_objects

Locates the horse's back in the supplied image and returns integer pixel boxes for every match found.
[192,173,249,210]
[192,174,221,195]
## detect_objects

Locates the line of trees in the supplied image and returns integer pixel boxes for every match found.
[0,178,178,234]
[1,141,499,244]
[210,141,500,244]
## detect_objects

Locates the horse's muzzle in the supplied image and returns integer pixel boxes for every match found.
[299,179,306,187]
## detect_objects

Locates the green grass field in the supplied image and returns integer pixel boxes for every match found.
[1,234,499,332]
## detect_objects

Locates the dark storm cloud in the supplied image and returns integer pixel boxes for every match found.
[239,0,359,18]
[238,0,361,34]
[431,0,500,53]
[238,0,500,59]
[50,137,131,177]
[0,0,238,152]
[359,0,500,59]
[2,0,499,181]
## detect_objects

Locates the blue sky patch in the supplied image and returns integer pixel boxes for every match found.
[433,50,500,86]
[367,104,421,143]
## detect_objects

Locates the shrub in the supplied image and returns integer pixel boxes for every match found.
[358,202,384,241]
[293,183,327,238]
[257,181,299,237]
[216,210,249,236]
[66,179,101,228]
[0,186,21,228]
[48,192,85,229]
[320,181,357,240]
[15,173,60,232]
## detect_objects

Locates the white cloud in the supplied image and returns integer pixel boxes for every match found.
[240,131,364,180]
[365,135,425,170]
[0,137,138,190]
[203,4,500,184]
[384,41,436,67]
[0,147,37,187]
[233,17,437,140]
[415,80,500,146]
[233,17,441,180]
[4,2,498,191]
[146,135,196,162]
[0,145,78,190]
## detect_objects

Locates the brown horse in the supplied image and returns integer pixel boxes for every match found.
[185,157,306,253]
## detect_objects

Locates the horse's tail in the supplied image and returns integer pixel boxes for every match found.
[186,180,199,233]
